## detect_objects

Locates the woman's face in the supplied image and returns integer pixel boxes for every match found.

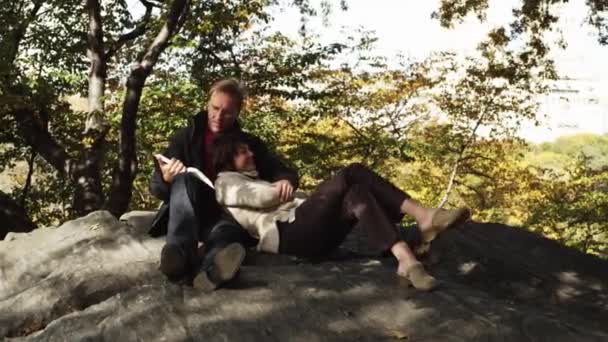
[233,144,256,172]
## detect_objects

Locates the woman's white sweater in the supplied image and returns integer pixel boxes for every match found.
[214,171,306,253]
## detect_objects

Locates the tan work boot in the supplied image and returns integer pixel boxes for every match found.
[399,262,439,291]
[421,208,470,243]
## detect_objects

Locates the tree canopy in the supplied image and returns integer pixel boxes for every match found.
[1,0,606,258]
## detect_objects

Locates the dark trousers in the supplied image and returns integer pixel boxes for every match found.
[277,163,421,258]
[167,173,257,270]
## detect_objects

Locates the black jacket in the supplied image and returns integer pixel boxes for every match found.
[148,112,299,237]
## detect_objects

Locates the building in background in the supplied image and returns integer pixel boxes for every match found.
[520,55,608,143]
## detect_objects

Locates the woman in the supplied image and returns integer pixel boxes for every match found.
[212,133,470,291]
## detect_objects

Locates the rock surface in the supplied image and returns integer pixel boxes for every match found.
[1,210,607,341]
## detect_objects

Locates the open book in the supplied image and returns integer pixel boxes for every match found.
[155,154,215,190]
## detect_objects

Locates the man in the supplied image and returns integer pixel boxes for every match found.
[148,79,299,291]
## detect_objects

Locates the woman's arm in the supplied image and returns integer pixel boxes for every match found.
[247,134,300,190]
[216,173,282,209]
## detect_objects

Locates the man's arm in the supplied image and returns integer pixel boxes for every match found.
[149,127,188,202]
[248,134,300,189]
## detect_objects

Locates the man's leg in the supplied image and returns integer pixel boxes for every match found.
[160,173,220,280]
[192,219,257,291]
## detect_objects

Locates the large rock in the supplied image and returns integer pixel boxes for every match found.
[1,210,607,341]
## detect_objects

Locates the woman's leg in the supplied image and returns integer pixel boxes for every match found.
[341,184,438,290]
[278,180,438,290]
[339,163,470,243]
[277,171,359,258]
[277,167,419,257]
[337,163,411,223]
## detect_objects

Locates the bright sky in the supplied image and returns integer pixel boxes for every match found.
[270,0,608,79]
[268,0,608,142]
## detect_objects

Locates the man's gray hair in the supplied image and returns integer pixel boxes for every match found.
[209,79,246,110]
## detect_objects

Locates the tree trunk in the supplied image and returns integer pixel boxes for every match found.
[84,0,108,134]
[0,191,35,240]
[72,0,109,215]
[106,0,190,217]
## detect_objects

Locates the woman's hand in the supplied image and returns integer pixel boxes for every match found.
[272,180,294,202]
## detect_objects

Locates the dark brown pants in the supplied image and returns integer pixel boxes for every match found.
[277,163,419,258]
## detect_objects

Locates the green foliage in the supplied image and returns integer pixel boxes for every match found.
[529,134,608,171]
[432,0,489,28]
[526,155,608,257]
[0,0,606,259]
[119,78,202,210]
[1,0,347,224]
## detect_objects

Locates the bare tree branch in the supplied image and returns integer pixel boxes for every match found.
[454,179,487,208]
[459,167,494,180]
[106,0,155,59]
[459,153,498,164]
[437,158,460,208]
[437,106,490,208]
[5,98,72,175]
[20,149,36,207]
[338,108,367,139]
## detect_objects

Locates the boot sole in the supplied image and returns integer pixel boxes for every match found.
[397,271,439,291]
[160,244,187,279]
[193,243,245,292]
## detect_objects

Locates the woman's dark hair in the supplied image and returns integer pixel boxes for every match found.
[212,132,252,175]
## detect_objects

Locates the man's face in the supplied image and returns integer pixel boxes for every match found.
[207,91,239,133]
